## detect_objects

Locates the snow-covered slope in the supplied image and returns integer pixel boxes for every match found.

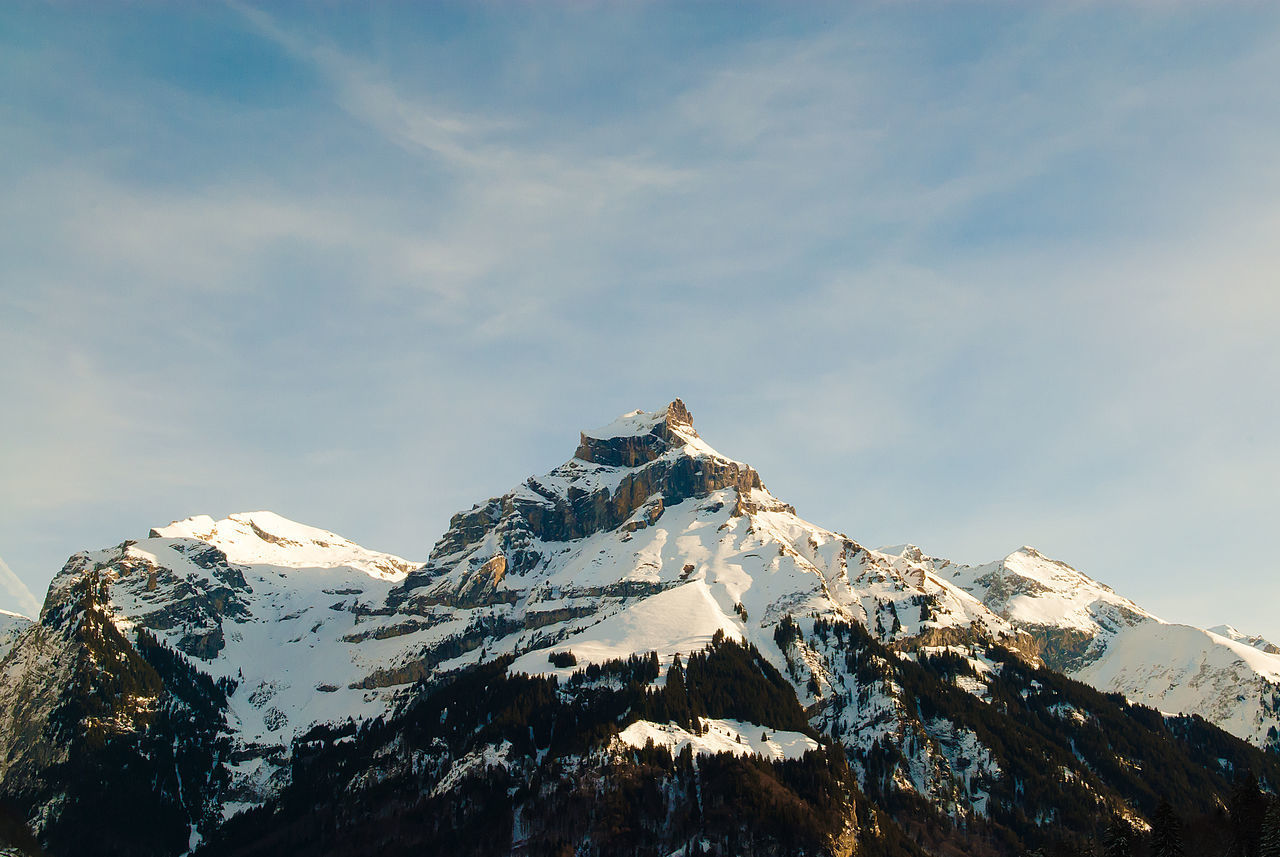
[387,400,1018,694]
[1210,624,1280,655]
[2,512,428,810]
[893,543,1280,752]
[616,717,819,761]
[0,610,30,660]
[152,511,416,580]
[943,546,1157,638]
[3,398,1278,843]
[1076,622,1280,744]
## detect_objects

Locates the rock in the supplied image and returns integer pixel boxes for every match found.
[391,402,764,607]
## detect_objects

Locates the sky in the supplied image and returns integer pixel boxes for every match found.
[2,3,1279,640]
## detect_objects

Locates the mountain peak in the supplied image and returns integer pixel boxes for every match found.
[151,511,418,580]
[876,543,929,562]
[574,399,716,468]
[1209,624,1280,654]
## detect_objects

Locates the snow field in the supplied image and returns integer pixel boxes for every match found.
[617,718,819,761]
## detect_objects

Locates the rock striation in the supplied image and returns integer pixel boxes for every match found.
[390,400,762,609]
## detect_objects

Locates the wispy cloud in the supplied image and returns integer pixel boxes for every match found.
[0,556,40,618]
[234,3,689,198]
[3,2,1280,639]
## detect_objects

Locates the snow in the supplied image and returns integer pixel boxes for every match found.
[1209,624,1280,653]
[0,610,32,660]
[1075,621,1280,743]
[13,399,1280,822]
[92,533,443,803]
[509,580,743,678]
[920,543,1280,748]
[578,404,742,466]
[153,511,419,580]
[947,546,1157,634]
[430,741,512,797]
[617,718,819,761]
[582,408,667,440]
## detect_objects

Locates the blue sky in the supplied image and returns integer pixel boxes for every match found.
[2,3,1279,638]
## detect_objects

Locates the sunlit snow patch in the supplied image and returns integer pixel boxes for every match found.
[617,717,818,761]
[507,580,742,678]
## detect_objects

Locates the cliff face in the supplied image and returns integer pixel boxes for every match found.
[0,557,234,856]
[391,400,763,610]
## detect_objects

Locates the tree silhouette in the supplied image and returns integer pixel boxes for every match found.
[1260,798,1280,857]
[1103,817,1134,857]
[1150,800,1184,857]
[1229,772,1267,857]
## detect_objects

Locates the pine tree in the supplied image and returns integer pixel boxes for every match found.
[1260,799,1280,857]
[670,653,694,724]
[1103,818,1133,857]
[1229,772,1267,857]
[1150,800,1184,857]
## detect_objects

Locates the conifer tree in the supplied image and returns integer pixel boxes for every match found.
[1229,771,1267,857]
[1103,818,1133,857]
[1260,798,1280,857]
[1150,800,1184,857]
[665,653,692,727]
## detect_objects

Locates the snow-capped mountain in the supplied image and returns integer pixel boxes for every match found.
[0,611,30,660]
[1,400,1278,857]
[0,510,428,816]
[387,400,1014,683]
[1210,624,1280,655]
[889,543,1280,751]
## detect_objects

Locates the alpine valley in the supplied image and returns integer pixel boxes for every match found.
[1,401,1278,857]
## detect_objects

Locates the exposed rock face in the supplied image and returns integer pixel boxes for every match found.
[8,398,1280,857]
[390,400,763,608]
[93,542,253,661]
[573,398,693,466]
[0,562,234,852]
[419,553,515,608]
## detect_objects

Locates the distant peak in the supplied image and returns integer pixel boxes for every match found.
[1004,546,1072,569]
[1209,624,1280,654]
[877,544,928,562]
[150,511,417,580]
[997,546,1129,599]
[152,510,332,545]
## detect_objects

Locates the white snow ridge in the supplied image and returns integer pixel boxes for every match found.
[3,398,1278,827]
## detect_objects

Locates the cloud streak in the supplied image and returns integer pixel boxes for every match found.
[0,556,40,618]
[3,3,1280,642]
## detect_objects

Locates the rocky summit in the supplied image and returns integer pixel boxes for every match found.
[1,401,1278,857]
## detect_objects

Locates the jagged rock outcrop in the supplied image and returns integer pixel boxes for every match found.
[419,553,515,608]
[0,561,234,856]
[572,398,693,466]
[390,400,761,608]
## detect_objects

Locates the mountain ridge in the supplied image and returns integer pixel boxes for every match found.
[1,399,1277,856]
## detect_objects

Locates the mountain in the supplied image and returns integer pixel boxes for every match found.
[0,611,30,660]
[900,544,1280,752]
[0,400,1277,857]
[0,509,424,835]
[1210,624,1280,655]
